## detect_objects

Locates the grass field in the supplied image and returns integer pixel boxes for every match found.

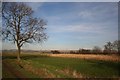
[2,53,120,78]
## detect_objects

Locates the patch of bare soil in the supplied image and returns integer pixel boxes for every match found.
[2,61,29,79]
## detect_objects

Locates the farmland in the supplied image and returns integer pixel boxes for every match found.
[2,2,120,79]
[2,52,120,78]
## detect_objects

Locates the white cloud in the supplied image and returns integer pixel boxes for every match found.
[78,11,94,18]
[78,3,118,20]
[48,23,116,34]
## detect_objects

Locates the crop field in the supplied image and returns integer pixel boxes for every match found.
[2,52,120,78]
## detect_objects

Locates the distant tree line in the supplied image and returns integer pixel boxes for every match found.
[51,50,61,54]
[51,40,120,55]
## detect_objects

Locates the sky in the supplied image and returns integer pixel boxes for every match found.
[1,2,118,50]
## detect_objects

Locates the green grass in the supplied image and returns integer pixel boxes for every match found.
[26,57,120,77]
[2,53,120,78]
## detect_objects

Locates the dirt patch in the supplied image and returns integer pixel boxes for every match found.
[2,61,29,79]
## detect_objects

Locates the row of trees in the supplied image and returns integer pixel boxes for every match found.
[79,40,119,55]
[51,40,120,55]
[103,40,120,54]
[92,40,119,54]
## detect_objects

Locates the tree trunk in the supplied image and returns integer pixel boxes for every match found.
[17,46,21,61]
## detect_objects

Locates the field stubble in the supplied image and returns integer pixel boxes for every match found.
[49,54,120,62]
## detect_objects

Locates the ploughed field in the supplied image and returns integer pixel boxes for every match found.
[2,53,120,78]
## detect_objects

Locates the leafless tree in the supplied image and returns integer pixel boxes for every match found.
[92,46,102,54]
[112,40,120,54]
[2,2,47,61]
[104,41,113,54]
[103,40,120,55]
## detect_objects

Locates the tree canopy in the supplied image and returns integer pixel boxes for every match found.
[2,2,47,60]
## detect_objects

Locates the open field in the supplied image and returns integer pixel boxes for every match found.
[49,54,120,62]
[2,52,120,78]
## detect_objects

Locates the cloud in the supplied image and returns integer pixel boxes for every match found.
[1,2,118,50]
[78,11,94,18]
[47,21,118,44]
[77,3,118,21]
[48,22,117,34]
[45,2,118,40]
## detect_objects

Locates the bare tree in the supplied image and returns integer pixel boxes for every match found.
[104,41,113,54]
[92,46,102,54]
[112,40,120,54]
[2,2,47,61]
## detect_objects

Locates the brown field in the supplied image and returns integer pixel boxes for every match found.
[2,51,120,62]
[49,54,120,62]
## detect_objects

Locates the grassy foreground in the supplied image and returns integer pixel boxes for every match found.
[2,53,120,78]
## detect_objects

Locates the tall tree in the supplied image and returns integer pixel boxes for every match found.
[112,40,120,54]
[92,46,102,54]
[104,41,113,54]
[2,2,47,61]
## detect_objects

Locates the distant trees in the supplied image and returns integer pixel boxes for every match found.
[92,46,102,54]
[76,49,91,54]
[104,40,120,55]
[70,51,76,54]
[2,3,47,61]
[68,40,119,55]
[49,40,120,55]
[51,50,60,54]
[50,40,119,55]
[104,42,113,54]
[113,40,120,52]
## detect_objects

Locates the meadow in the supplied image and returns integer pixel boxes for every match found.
[2,52,120,78]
